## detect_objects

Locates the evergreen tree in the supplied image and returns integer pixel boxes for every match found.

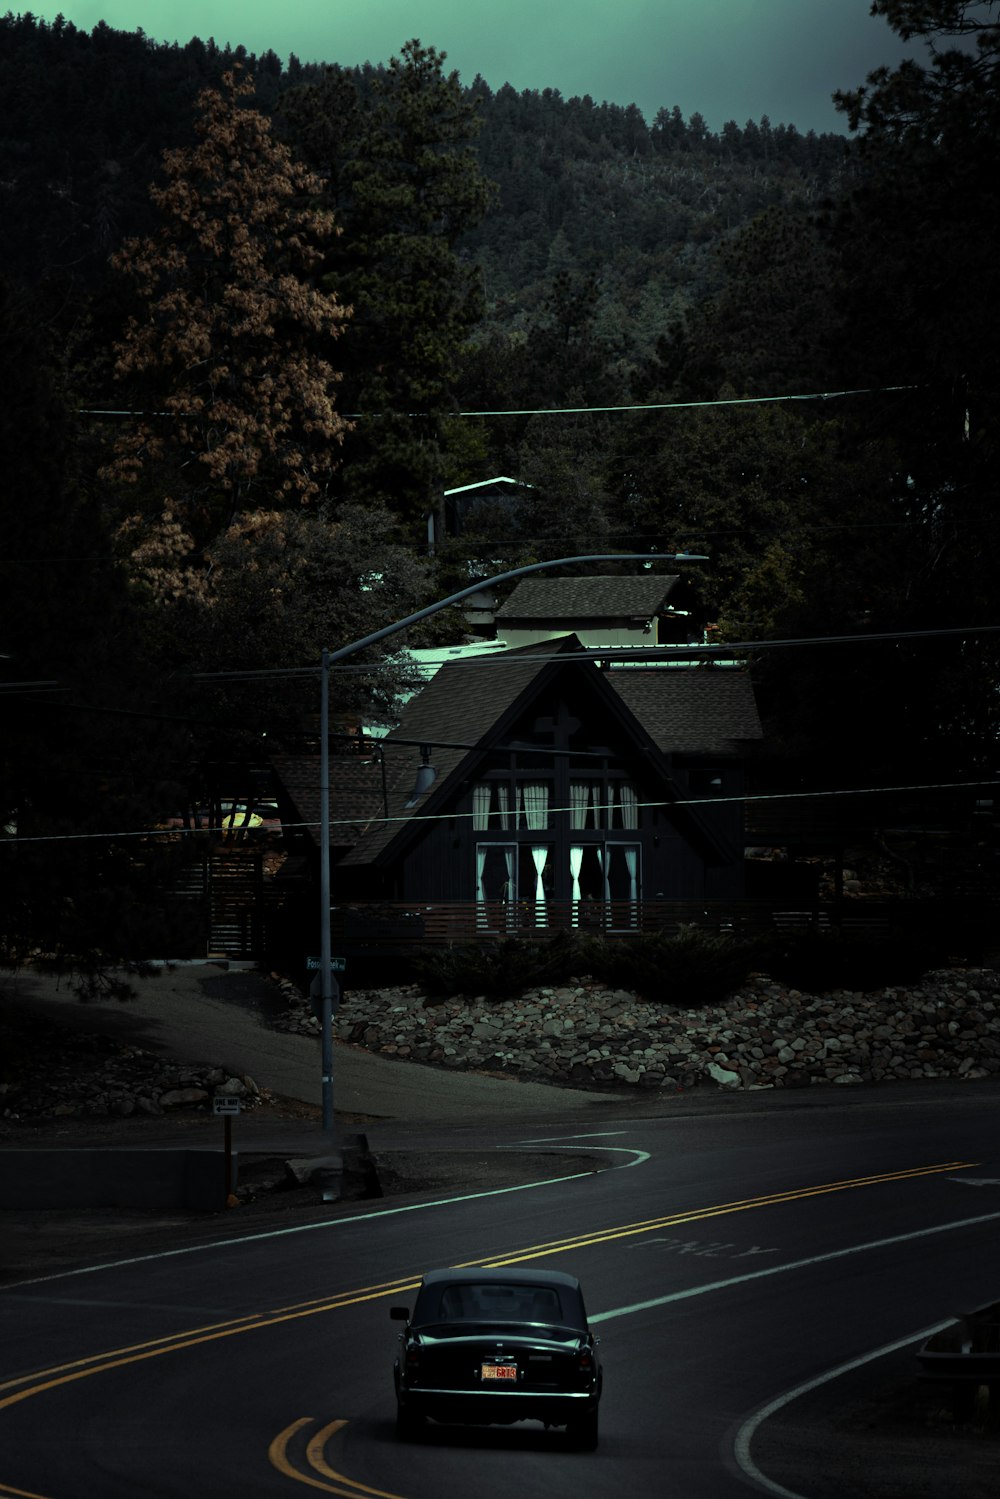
[0,278,194,990]
[188,505,430,739]
[104,67,351,568]
[823,0,1000,777]
[282,41,494,525]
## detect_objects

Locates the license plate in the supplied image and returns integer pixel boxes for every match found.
[481,1362,517,1381]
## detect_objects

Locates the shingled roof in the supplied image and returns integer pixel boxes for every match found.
[270,749,410,850]
[339,638,566,865]
[605,669,762,755]
[495,574,680,621]
[272,640,762,867]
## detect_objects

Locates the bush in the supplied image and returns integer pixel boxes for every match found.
[412,930,584,1000]
[580,925,762,1007]
[761,928,947,992]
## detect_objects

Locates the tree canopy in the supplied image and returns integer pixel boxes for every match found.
[104,68,351,563]
[0,6,996,981]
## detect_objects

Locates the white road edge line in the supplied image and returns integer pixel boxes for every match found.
[516,1131,630,1141]
[0,1170,597,1291]
[2,1143,649,1292]
[729,1320,954,1499]
[588,1210,1000,1325]
[505,1144,649,1167]
[587,1212,1000,1496]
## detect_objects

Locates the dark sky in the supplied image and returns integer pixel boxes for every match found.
[42,2,928,134]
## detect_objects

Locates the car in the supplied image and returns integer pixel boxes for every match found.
[390,1266,602,1448]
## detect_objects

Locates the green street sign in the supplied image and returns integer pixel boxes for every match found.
[307,955,346,972]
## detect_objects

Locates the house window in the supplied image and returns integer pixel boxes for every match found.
[569,780,638,828]
[472,780,639,930]
[471,782,552,830]
[572,842,641,929]
[472,783,511,829]
[475,843,552,929]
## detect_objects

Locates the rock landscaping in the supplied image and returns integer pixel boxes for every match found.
[0,1013,269,1122]
[275,968,1000,1092]
[5,966,999,1123]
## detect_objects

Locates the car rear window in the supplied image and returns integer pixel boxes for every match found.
[423,1282,566,1323]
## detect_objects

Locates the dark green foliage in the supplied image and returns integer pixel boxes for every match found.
[411,931,583,999]
[410,927,763,1008]
[580,927,762,1007]
[0,276,203,993]
[760,929,949,993]
[282,40,494,522]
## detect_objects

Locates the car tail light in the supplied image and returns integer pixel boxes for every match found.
[577,1344,593,1374]
[405,1339,421,1375]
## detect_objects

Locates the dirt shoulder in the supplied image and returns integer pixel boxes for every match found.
[0,1100,608,1286]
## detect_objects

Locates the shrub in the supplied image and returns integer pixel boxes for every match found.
[411,930,584,1000]
[761,928,947,992]
[580,925,762,1007]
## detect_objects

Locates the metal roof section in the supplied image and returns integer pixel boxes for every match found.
[403,639,512,676]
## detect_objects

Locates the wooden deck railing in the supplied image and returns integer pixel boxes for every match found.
[328,897,993,952]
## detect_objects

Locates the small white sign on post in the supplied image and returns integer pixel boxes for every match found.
[213,1095,241,1116]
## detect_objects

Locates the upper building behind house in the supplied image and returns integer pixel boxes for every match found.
[494,574,703,651]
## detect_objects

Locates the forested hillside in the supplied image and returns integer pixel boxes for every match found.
[1,3,998,976]
[0,11,848,362]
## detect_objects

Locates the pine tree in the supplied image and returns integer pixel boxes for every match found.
[0,278,195,989]
[104,68,351,564]
[283,40,494,524]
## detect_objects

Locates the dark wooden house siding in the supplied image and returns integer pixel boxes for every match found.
[340,681,747,911]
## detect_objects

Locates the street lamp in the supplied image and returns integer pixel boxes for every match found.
[316,552,707,1135]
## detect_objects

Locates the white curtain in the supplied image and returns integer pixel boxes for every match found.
[624,845,639,927]
[569,844,584,924]
[597,845,609,903]
[531,845,549,925]
[619,783,638,829]
[473,784,491,831]
[475,845,488,926]
[624,845,638,902]
[522,784,549,829]
[497,783,510,830]
[503,844,516,927]
[570,782,589,830]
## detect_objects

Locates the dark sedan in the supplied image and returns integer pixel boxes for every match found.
[390,1267,602,1448]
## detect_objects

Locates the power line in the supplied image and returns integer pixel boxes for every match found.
[77,382,919,423]
[436,385,921,419]
[5,776,998,848]
[6,622,994,711]
[185,622,1000,684]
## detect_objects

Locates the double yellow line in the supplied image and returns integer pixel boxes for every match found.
[0,1159,976,1496]
[2,1161,974,1408]
[270,1417,402,1499]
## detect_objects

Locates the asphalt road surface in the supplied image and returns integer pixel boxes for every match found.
[2,1085,999,1498]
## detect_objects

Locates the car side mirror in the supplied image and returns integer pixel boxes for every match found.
[390,1306,410,1321]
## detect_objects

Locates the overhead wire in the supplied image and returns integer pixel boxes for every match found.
[5,775,999,847]
[77,381,919,422]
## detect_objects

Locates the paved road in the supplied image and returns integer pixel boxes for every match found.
[3,1092,999,1497]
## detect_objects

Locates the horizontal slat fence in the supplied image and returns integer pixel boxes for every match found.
[166,851,296,959]
[329,898,997,955]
